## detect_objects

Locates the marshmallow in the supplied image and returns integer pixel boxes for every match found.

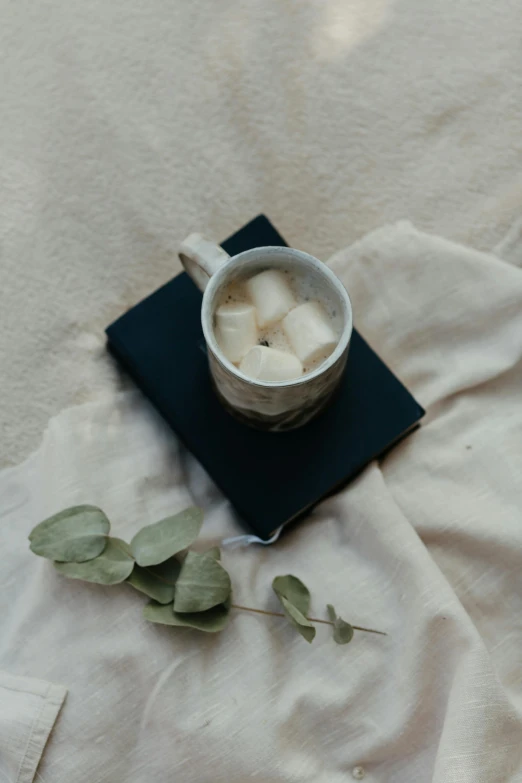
[239,345,303,382]
[246,270,296,328]
[283,302,338,366]
[215,303,258,363]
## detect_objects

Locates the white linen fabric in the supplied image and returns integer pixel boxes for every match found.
[1,223,521,782]
[0,673,66,783]
[3,0,522,465]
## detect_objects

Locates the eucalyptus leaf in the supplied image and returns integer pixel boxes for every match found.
[327,604,337,623]
[272,575,311,616]
[144,598,231,633]
[127,558,181,604]
[327,604,354,645]
[173,551,231,613]
[333,619,354,645]
[29,505,110,563]
[273,575,315,643]
[53,537,134,585]
[206,546,221,561]
[279,596,316,643]
[130,507,203,567]
[116,539,134,558]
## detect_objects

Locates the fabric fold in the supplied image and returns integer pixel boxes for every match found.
[0,672,66,783]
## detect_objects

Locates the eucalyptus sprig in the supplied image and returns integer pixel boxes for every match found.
[29,505,386,644]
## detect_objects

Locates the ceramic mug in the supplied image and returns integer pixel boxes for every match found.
[178,235,353,431]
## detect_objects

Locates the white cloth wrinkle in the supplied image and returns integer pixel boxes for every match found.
[0,673,66,783]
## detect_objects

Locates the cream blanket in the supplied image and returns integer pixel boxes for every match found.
[1,223,521,782]
[2,0,522,464]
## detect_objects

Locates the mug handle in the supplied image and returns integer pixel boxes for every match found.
[179,233,231,292]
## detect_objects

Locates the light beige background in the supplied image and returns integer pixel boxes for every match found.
[2,0,522,464]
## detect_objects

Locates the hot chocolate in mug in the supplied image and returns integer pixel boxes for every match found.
[179,235,353,431]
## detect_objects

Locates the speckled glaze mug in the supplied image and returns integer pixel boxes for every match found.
[179,234,353,431]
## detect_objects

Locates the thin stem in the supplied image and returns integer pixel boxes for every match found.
[231,604,387,636]
[349,624,387,636]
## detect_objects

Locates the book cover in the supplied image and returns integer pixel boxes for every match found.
[106,215,424,539]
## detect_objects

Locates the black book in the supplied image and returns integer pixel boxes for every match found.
[106,216,424,540]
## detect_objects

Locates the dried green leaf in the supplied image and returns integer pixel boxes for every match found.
[273,575,315,643]
[205,546,221,560]
[127,558,181,604]
[279,597,316,643]
[333,619,354,645]
[144,598,231,633]
[29,505,110,562]
[327,604,354,645]
[272,575,311,616]
[130,507,203,567]
[174,551,231,613]
[53,537,134,584]
[113,538,133,557]
[327,604,337,623]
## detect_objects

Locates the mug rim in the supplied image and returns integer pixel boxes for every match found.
[201,246,353,388]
